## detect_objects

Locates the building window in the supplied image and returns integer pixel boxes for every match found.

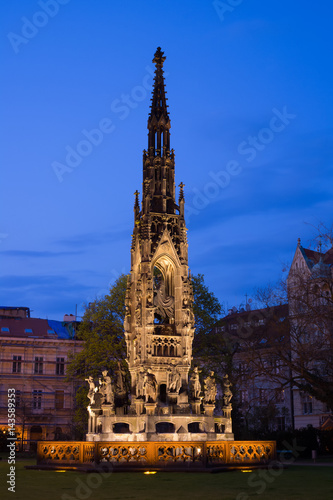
[275,388,285,403]
[1,327,10,333]
[55,390,64,410]
[25,328,33,334]
[302,394,313,414]
[56,357,65,375]
[13,355,22,373]
[33,390,42,409]
[276,416,285,431]
[34,357,43,374]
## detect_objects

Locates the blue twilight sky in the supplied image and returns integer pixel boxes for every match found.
[1,0,332,320]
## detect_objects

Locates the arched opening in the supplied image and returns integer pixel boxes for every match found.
[188,422,203,433]
[159,384,167,404]
[113,423,130,434]
[156,422,175,433]
[215,423,225,433]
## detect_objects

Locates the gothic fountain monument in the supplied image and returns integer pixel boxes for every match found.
[36,49,276,469]
[85,47,233,444]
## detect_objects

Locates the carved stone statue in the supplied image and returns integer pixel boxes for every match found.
[85,376,96,405]
[204,371,217,404]
[136,367,145,398]
[154,281,175,321]
[190,367,202,399]
[115,361,126,396]
[99,370,114,405]
[143,369,158,402]
[167,365,182,393]
[223,374,233,407]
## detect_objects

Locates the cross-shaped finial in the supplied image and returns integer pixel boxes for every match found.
[153,47,166,68]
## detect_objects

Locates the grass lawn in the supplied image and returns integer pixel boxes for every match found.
[0,459,332,500]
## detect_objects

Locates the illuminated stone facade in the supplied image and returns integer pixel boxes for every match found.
[86,48,233,442]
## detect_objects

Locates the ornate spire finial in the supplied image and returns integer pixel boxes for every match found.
[179,182,185,201]
[153,47,166,68]
[297,237,301,246]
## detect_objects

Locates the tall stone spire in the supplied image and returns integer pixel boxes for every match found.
[86,48,233,443]
[143,47,175,215]
[148,47,170,137]
[125,47,195,414]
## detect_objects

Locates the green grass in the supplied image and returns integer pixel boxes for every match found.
[0,459,332,500]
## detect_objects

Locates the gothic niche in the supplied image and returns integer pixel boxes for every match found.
[153,256,175,325]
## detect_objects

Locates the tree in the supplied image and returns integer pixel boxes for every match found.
[191,273,224,363]
[191,273,223,336]
[67,274,128,380]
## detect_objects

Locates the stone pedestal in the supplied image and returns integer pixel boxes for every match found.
[167,393,178,406]
[223,406,232,419]
[191,401,201,415]
[145,402,157,416]
[101,404,115,416]
[135,398,145,415]
[204,403,215,417]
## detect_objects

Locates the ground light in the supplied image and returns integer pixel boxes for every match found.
[143,471,157,475]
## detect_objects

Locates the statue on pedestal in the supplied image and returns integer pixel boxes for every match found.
[99,370,114,405]
[190,366,202,400]
[167,365,182,393]
[143,369,158,402]
[136,367,145,398]
[204,371,217,404]
[223,374,233,407]
[85,376,96,406]
[115,361,127,397]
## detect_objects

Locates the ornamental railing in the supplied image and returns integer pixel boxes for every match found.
[37,440,276,467]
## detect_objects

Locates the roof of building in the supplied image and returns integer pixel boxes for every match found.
[299,245,333,269]
[0,317,80,340]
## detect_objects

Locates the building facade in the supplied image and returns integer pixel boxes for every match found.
[287,239,333,429]
[0,307,83,449]
[213,304,293,432]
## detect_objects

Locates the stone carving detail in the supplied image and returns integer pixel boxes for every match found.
[143,369,158,402]
[99,370,114,405]
[136,367,145,398]
[115,362,126,397]
[85,376,96,405]
[223,374,233,407]
[167,365,182,393]
[154,281,175,320]
[190,367,202,400]
[204,371,217,404]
